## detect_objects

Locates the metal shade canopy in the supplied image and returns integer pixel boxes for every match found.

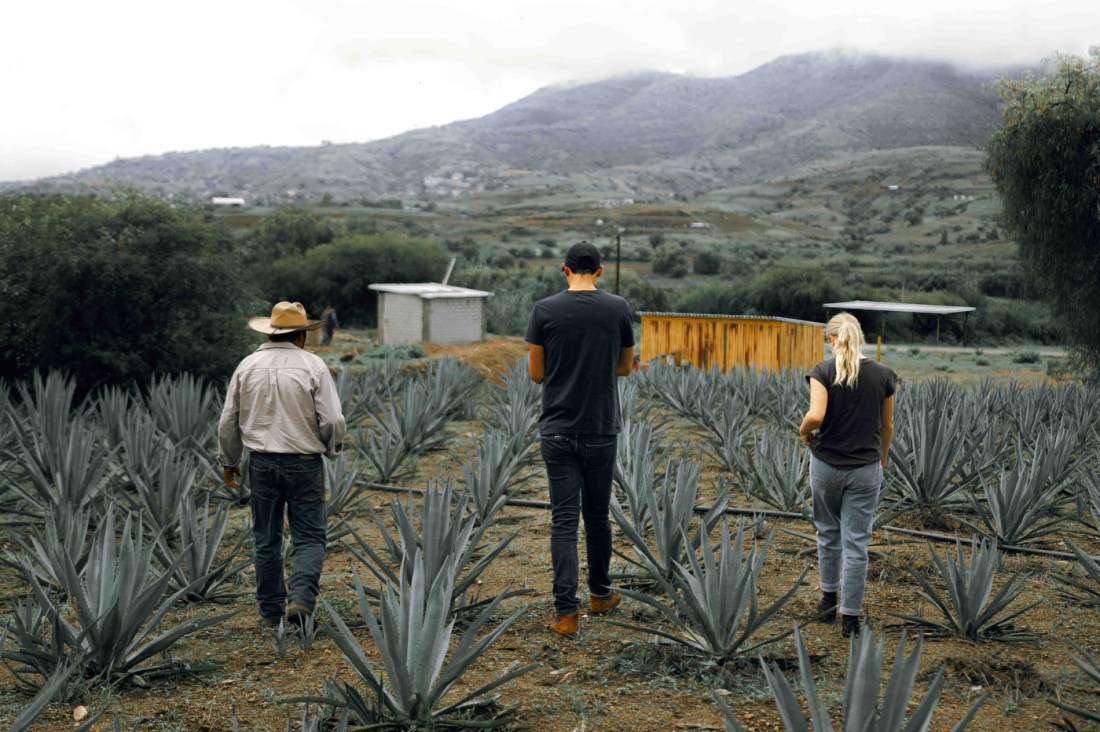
[823,300,975,315]
[822,300,976,345]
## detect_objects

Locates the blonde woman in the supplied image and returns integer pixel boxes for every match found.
[799,313,896,637]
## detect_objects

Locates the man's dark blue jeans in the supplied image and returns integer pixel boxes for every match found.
[540,433,617,615]
[249,452,327,620]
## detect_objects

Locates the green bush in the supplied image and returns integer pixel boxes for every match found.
[692,251,722,275]
[1012,351,1041,364]
[653,245,688,278]
[261,233,450,324]
[0,192,259,394]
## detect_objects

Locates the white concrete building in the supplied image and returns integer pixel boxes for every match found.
[368,283,493,345]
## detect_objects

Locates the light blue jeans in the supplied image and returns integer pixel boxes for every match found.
[809,456,882,617]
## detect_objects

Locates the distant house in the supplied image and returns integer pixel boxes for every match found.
[690,222,710,229]
[591,198,635,209]
[368,283,493,345]
[211,197,245,206]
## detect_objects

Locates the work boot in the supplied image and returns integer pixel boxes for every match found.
[549,611,579,637]
[817,591,838,623]
[258,613,283,630]
[842,614,861,638]
[590,590,622,615]
[286,601,314,627]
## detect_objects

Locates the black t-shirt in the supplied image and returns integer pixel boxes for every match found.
[525,289,635,435]
[806,358,897,469]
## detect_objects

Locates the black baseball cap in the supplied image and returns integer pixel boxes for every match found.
[564,241,601,272]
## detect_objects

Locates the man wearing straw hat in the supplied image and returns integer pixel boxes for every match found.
[217,301,346,628]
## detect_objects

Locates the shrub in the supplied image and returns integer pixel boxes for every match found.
[262,233,450,324]
[1012,351,1041,364]
[652,245,689,278]
[692,250,722,275]
[0,192,259,393]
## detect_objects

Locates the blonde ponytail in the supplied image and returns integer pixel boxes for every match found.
[826,313,864,388]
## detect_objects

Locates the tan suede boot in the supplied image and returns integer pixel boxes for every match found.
[590,590,622,615]
[549,611,579,636]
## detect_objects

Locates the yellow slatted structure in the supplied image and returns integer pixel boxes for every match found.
[639,312,825,372]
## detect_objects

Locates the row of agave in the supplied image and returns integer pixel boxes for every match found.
[0,362,549,729]
[4,359,1100,728]
[634,363,1100,547]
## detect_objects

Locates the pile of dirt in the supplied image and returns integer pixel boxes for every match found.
[418,336,529,382]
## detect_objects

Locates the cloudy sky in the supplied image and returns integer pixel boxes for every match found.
[2,0,1096,182]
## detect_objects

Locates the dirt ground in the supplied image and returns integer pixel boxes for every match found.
[3,339,1099,731]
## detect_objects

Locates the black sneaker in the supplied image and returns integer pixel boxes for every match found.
[816,593,838,623]
[841,614,861,638]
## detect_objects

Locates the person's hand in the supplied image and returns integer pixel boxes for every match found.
[881,456,889,469]
[223,466,240,489]
[799,431,812,446]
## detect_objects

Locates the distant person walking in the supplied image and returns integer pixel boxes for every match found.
[526,241,635,637]
[319,305,339,346]
[799,312,895,638]
[217,301,346,628]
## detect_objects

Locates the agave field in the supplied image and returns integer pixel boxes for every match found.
[2,360,1100,731]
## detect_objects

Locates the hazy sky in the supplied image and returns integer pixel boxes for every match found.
[3,0,1096,182]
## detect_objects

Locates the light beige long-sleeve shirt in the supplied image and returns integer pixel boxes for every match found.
[217,342,346,467]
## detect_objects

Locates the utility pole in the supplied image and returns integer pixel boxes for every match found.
[614,233,621,295]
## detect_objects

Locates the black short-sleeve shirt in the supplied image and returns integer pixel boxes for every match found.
[525,289,635,435]
[806,358,897,469]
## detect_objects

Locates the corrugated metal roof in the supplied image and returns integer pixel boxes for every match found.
[639,312,826,327]
[824,300,975,315]
[368,283,493,299]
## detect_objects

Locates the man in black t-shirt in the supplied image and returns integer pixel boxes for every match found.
[526,241,635,637]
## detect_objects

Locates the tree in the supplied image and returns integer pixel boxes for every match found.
[0,192,259,393]
[262,233,450,324]
[249,206,337,260]
[653,244,689,278]
[986,50,1100,375]
[693,250,722,275]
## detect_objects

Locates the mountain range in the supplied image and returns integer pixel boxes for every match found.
[8,50,1007,204]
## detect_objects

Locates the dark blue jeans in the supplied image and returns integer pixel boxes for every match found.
[249,452,327,619]
[540,433,617,614]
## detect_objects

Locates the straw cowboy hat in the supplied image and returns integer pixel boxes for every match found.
[248,301,324,335]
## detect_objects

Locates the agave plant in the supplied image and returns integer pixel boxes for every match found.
[1048,640,1100,725]
[422,356,485,422]
[143,372,220,453]
[699,399,755,475]
[483,359,540,458]
[761,367,806,431]
[460,429,530,525]
[892,538,1039,642]
[736,427,811,517]
[613,420,668,534]
[611,520,806,663]
[324,453,369,516]
[11,507,237,685]
[963,454,1068,546]
[7,414,116,520]
[346,482,523,615]
[363,379,457,482]
[320,551,536,728]
[713,625,987,731]
[92,384,136,453]
[124,446,202,540]
[885,396,981,511]
[9,501,95,590]
[1049,538,1100,606]
[612,457,728,583]
[155,491,251,604]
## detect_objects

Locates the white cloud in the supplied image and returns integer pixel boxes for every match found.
[2,0,1097,181]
